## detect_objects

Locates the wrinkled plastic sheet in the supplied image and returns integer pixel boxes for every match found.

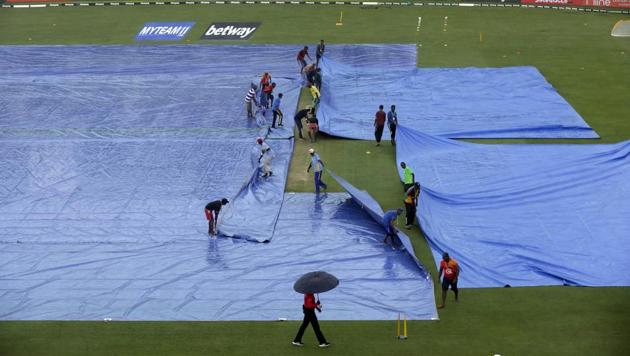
[317,56,598,139]
[396,126,630,287]
[0,45,302,137]
[218,138,294,242]
[0,45,304,245]
[328,171,431,276]
[0,193,438,321]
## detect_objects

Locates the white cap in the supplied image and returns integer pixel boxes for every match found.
[308,148,315,154]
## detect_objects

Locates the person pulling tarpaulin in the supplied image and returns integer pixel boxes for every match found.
[292,271,337,348]
[204,198,229,236]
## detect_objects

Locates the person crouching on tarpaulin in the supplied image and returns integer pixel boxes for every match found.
[292,292,330,348]
[204,198,229,236]
[257,137,273,178]
[383,208,403,245]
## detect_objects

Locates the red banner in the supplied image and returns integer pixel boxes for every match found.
[6,0,66,3]
[521,0,630,8]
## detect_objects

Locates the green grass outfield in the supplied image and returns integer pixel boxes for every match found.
[1,5,630,356]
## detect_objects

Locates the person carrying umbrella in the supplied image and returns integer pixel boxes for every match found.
[292,271,337,348]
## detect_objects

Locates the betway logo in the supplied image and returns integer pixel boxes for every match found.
[135,22,195,41]
[200,23,261,40]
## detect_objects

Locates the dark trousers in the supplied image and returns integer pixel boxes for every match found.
[404,202,416,226]
[389,123,397,144]
[294,117,304,138]
[272,109,283,128]
[403,183,414,192]
[375,125,384,143]
[314,171,327,193]
[294,308,327,344]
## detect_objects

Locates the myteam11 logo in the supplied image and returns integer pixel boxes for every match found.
[135,22,195,41]
[200,23,261,40]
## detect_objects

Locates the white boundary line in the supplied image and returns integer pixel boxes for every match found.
[1,1,627,13]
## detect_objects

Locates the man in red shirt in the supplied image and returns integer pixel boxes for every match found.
[374,105,386,146]
[293,293,330,348]
[297,46,311,73]
[437,252,459,309]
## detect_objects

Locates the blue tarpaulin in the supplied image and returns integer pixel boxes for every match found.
[0,45,303,243]
[0,192,438,320]
[396,126,630,287]
[0,45,438,320]
[317,57,598,139]
[0,45,302,135]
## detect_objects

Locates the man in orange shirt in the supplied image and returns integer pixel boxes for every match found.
[437,252,459,309]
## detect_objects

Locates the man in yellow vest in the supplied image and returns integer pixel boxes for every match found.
[400,162,415,192]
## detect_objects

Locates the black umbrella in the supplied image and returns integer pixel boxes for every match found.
[293,271,339,294]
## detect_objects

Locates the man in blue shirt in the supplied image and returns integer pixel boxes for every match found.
[382,208,403,245]
[387,105,398,146]
[272,93,283,128]
[307,148,328,193]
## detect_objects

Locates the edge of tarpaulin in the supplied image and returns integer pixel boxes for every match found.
[216,92,298,242]
[327,170,433,282]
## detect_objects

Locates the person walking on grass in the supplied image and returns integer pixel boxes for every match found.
[404,182,420,229]
[271,93,283,128]
[204,198,229,235]
[306,108,319,143]
[437,252,459,309]
[292,292,330,348]
[308,83,320,108]
[307,148,327,193]
[400,162,415,192]
[374,105,386,146]
[387,105,398,145]
[382,208,403,245]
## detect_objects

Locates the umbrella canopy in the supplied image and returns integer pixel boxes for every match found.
[293,271,339,294]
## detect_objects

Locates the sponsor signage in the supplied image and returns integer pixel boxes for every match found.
[135,22,195,41]
[200,23,261,40]
[521,0,630,7]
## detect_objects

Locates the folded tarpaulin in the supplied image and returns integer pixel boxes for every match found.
[396,125,630,287]
[218,138,294,242]
[317,58,598,139]
[327,171,433,280]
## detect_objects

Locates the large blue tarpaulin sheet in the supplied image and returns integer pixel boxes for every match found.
[0,45,302,244]
[0,45,295,318]
[1,193,437,320]
[396,126,630,288]
[0,45,302,135]
[317,55,598,139]
[0,45,438,320]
